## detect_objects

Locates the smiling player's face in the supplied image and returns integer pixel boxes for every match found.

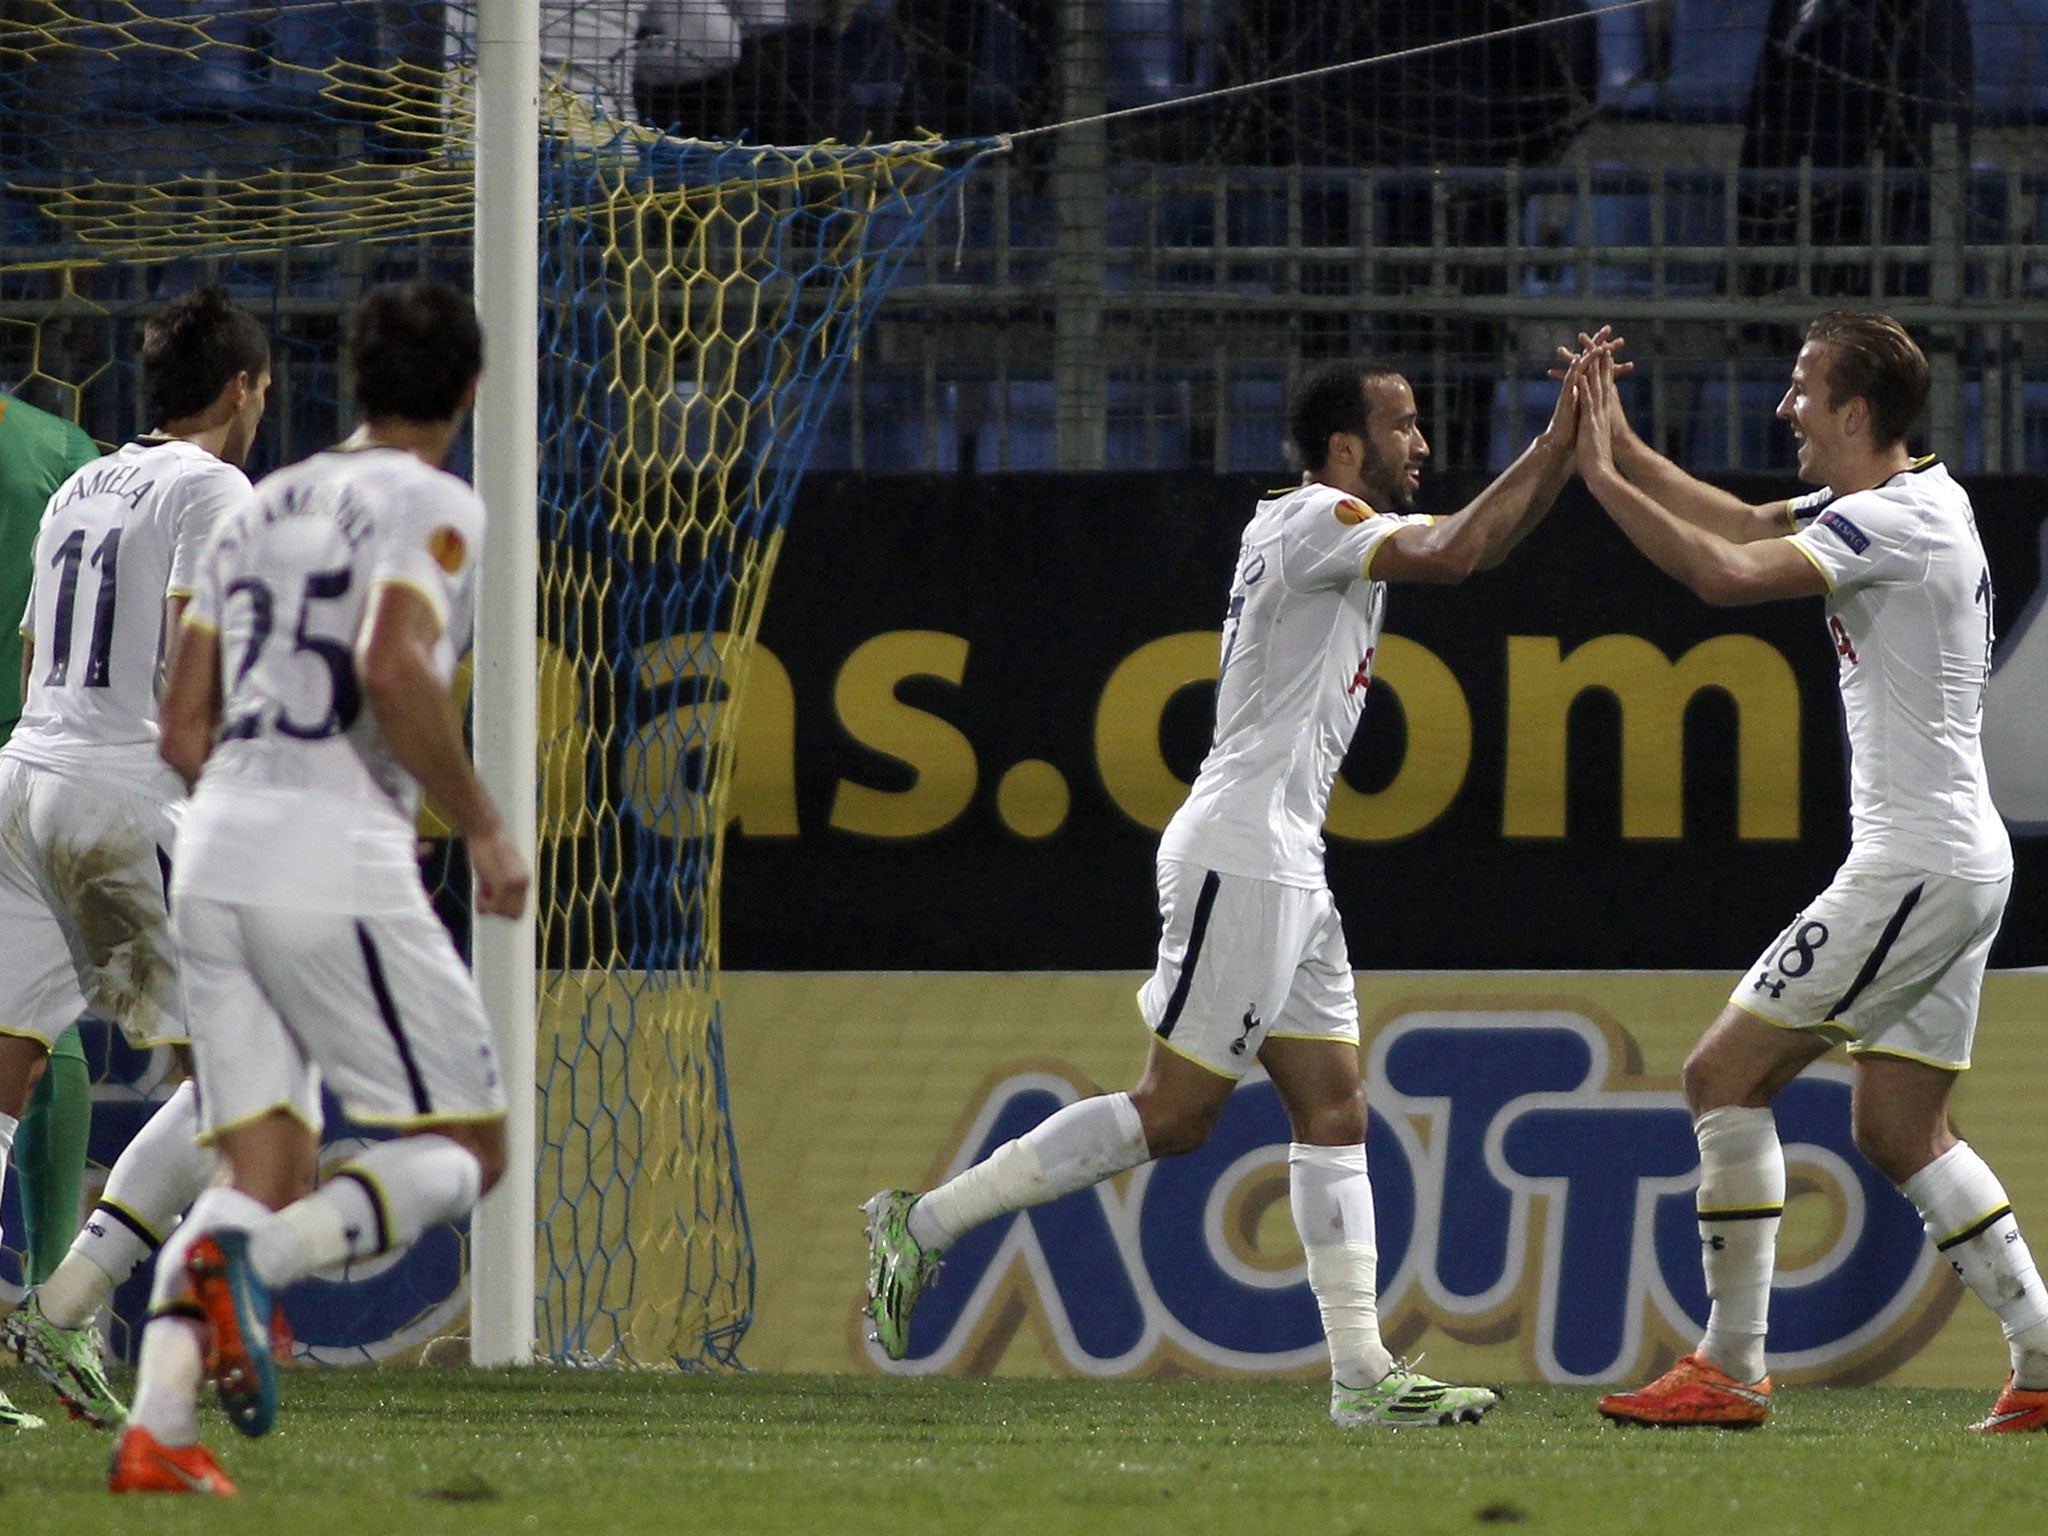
[1777,341,1849,488]
[1356,374,1428,512]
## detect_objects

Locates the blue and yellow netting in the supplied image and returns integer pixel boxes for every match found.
[1,1,988,1367]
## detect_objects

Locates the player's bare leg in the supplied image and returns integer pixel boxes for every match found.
[864,1040,1215,1359]
[1847,1054,2048,1432]
[1263,1036,1497,1428]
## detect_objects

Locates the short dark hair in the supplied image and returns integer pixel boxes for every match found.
[142,286,268,426]
[347,280,484,423]
[1805,310,1929,449]
[1288,362,1402,472]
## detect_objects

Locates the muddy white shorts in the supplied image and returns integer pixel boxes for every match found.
[1730,855,2009,1070]
[0,755,183,1048]
[1137,859,1359,1079]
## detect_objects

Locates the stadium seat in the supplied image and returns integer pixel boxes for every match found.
[1487,379,1563,473]
[1106,377,1196,467]
[1686,376,1796,470]
[85,1,383,120]
[1225,378,1285,473]
[1594,0,1775,121]
[1106,0,1221,109]
[836,4,906,129]
[985,379,1057,470]
[1972,0,2048,122]
[1519,168,1724,297]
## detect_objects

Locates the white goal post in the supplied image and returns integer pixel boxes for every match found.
[469,0,541,1369]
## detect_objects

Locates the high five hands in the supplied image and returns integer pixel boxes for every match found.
[1546,326,1635,484]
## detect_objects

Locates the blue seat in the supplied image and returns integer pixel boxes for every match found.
[1519,169,1724,297]
[1488,379,1563,473]
[79,1,382,120]
[1106,378,1194,468]
[1106,0,1221,109]
[1972,0,2048,122]
[1225,378,1285,474]
[1595,0,1774,120]
[1687,378,1795,471]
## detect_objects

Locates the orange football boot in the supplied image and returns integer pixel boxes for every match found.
[1598,1351,1771,1428]
[1969,1376,2048,1433]
[107,1426,238,1495]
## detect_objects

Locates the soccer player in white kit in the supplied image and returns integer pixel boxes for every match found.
[109,281,529,1495]
[865,349,1596,1427]
[1571,314,2047,1433]
[0,288,271,1431]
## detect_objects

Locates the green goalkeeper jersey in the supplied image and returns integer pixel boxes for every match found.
[0,393,100,741]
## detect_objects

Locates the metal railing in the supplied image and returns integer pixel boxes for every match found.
[845,126,2048,474]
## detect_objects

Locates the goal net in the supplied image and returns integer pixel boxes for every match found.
[0,2,983,1367]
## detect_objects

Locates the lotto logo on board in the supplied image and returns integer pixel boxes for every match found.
[862,1012,1948,1383]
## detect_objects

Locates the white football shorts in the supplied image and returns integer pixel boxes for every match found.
[1730,854,2010,1070]
[175,892,506,1140]
[0,754,183,1048]
[1137,859,1359,1078]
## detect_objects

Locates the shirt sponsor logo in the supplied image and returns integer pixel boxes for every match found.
[1817,510,1871,555]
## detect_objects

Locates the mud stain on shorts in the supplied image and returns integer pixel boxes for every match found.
[44,835,174,1044]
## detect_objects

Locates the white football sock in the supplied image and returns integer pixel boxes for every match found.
[41,1080,216,1329]
[126,1178,270,1452]
[248,1135,483,1289]
[1290,1141,1392,1387]
[129,1314,206,1447]
[908,1092,1148,1252]
[1900,1141,2048,1388]
[1694,1105,1783,1385]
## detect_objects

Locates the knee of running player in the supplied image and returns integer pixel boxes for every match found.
[1850,1097,1956,1185]
[1127,1079,1229,1159]
[0,1035,50,1118]
[1279,1091,1366,1148]
[419,1119,508,1196]
[1679,1030,1790,1117]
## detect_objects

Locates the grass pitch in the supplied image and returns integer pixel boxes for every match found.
[3,1368,2041,1535]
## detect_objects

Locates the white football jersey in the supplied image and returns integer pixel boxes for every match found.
[173,442,483,914]
[1159,481,1428,887]
[1785,457,2011,880]
[6,438,246,784]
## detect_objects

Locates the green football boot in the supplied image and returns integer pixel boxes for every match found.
[3,1293,125,1429]
[1330,1361,1500,1428]
[860,1190,943,1361]
[0,1384,46,1431]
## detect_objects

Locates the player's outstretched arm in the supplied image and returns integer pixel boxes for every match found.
[356,582,531,920]
[158,616,223,790]
[1575,353,1825,607]
[1371,352,1586,585]
[1558,331,1789,543]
